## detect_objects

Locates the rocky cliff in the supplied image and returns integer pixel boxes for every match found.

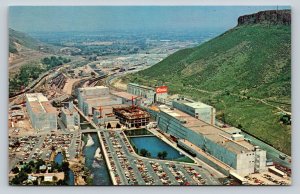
[238,10,291,26]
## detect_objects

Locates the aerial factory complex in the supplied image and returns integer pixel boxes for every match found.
[8,64,291,185]
[8,7,291,186]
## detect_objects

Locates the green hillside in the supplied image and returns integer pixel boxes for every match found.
[124,23,291,154]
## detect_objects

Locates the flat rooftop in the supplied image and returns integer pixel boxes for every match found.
[26,93,48,102]
[174,99,213,109]
[26,93,57,114]
[78,86,109,97]
[85,96,120,105]
[78,86,108,91]
[159,105,254,154]
[111,91,138,100]
[29,101,57,114]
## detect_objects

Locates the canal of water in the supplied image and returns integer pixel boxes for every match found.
[82,133,112,185]
[130,136,183,160]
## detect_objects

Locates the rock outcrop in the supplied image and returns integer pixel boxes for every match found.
[238,10,291,26]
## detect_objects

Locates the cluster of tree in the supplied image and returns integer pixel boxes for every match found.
[11,171,28,185]
[9,56,71,95]
[41,56,71,70]
[157,151,168,160]
[9,63,45,94]
[139,148,151,157]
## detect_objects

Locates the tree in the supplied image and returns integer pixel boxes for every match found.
[35,159,45,170]
[28,160,35,167]
[140,149,150,157]
[53,176,58,182]
[161,151,168,159]
[157,152,163,159]
[22,164,32,174]
[11,167,19,174]
[61,161,70,172]
[107,123,112,128]
[11,176,21,185]
[280,115,291,125]
[13,171,28,185]
[157,151,168,159]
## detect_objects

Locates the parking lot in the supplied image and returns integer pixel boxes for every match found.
[100,130,221,185]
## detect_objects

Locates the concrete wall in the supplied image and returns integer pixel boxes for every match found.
[26,101,57,132]
[61,111,80,129]
[254,149,267,173]
[127,84,155,103]
[195,107,216,125]
[82,97,122,116]
[78,86,110,110]
[178,141,230,176]
[156,93,168,103]
[236,152,255,175]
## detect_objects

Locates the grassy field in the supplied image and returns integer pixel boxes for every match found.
[123,24,291,155]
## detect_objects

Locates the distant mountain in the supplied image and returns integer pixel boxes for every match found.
[125,10,291,154]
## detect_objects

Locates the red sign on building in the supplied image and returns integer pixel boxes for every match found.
[155,86,168,94]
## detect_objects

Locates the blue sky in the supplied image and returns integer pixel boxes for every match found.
[9,6,290,33]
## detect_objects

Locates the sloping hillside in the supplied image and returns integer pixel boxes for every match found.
[124,10,291,154]
[9,28,60,68]
[9,28,43,53]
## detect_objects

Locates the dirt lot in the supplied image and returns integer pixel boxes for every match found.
[112,78,127,91]
[63,78,81,95]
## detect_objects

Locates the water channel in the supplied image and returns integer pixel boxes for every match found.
[54,152,75,185]
[82,133,112,185]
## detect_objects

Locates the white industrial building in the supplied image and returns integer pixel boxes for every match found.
[77,86,122,116]
[82,96,122,116]
[127,83,168,104]
[61,102,80,130]
[77,86,110,110]
[26,93,57,131]
[172,98,216,125]
[111,91,142,106]
[156,105,266,176]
